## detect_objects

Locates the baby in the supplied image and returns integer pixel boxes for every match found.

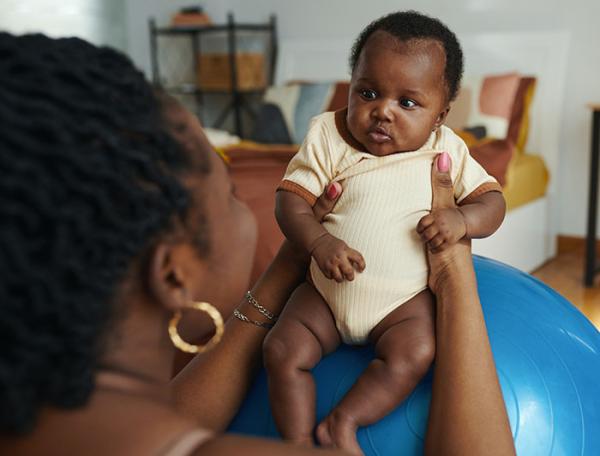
[263,11,505,455]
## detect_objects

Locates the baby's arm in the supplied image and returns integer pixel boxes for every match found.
[276,190,365,282]
[458,191,506,238]
[417,191,505,252]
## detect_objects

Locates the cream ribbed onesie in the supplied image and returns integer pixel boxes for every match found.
[278,109,502,344]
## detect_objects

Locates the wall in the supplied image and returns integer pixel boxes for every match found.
[127,0,600,238]
[0,0,127,50]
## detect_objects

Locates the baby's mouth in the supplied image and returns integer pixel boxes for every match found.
[367,126,392,144]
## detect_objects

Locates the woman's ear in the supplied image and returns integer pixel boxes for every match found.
[148,243,187,313]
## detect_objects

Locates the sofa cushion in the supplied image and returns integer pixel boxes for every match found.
[226,147,295,285]
[447,73,522,140]
[448,73,539,188]
[249,103,292,144]
[470,139,515,187]
[507,77,536,153]
[502,153,549,211]
[250,81,350,145]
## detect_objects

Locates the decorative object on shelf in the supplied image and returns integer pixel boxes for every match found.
[149,12,277,138]
[198,53,266,91]
[171,6,212,27]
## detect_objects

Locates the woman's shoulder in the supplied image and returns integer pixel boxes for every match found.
[160,428,213,456]
[0,391,206,456]
[189,433,342,455]
[95,393,209,456]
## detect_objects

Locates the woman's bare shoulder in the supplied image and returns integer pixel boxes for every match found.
[0,392,201,456]
[192,434,346,456]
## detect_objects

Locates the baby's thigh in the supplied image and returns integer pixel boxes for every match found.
[369,289,436,361]
[267,282,341,357]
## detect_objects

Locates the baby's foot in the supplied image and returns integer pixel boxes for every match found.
[316,411,363,455]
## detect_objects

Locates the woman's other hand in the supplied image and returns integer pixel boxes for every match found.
[424,152,472,294]
[424,151,515,456]
[314,182,343,221]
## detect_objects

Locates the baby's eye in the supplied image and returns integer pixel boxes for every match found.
[359,89,377,100]
[400,98,417,108]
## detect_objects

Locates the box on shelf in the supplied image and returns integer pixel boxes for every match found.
[197,53,266,91]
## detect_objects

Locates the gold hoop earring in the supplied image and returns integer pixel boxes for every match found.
[168,301,224,354]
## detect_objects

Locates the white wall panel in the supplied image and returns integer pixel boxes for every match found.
[0,0,127,50]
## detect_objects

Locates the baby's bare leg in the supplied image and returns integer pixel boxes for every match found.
[316,289,435,455]
[263,282,340,446]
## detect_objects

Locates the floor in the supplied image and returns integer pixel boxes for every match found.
[532,246,600,329]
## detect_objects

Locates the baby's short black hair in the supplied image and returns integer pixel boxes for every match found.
[349,10,464,102]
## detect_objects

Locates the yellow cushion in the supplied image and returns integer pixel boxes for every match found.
[515,79,537,154]
[503,152,549,211]
[454,129,478,147]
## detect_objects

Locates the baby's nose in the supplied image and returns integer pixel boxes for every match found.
[371,99,394,121]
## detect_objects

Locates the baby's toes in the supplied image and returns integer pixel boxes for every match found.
[316,413,363,455]
[315,420,334,447]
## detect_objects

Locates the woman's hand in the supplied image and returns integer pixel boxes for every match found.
[313,182,343,221]
[423,152,515,456]
[424,152,472,294]
[280,182,345,269]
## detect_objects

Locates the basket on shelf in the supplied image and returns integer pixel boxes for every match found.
[197,53,266,91]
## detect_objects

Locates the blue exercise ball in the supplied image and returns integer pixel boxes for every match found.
[228,256,600,455]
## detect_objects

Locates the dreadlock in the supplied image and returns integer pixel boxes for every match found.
[0,33,210,434]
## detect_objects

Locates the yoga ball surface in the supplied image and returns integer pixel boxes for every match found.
[228,256,600,455]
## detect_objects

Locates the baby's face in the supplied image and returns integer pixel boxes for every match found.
[347,32,450,156]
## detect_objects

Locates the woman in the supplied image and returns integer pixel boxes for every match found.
[0,33,515,455]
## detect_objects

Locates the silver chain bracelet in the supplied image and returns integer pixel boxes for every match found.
[245,290,279,321]
[234,309,274,329]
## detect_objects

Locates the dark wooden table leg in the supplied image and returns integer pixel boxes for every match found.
[585,110,600,286]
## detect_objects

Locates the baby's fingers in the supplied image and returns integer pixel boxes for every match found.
[427,234,447,252]
[328,264,344,283]
[419,224,439,243]
[417,214,435,234]
[340,261,355,281]
[348,249,366,272]
[323,261,344,283]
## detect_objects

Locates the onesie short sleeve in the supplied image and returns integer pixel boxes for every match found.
[278,113,340,206]
[443,127,503,204]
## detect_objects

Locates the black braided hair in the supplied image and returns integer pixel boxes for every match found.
[349,11,464,102]
[0,33,210,434]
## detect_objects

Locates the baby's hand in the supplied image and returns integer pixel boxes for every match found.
[310,233,366,282]
[417,208,467,253]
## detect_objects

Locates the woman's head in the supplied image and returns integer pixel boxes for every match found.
[0,33,255,434]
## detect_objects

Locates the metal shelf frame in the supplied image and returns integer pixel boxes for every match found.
[149,12,277,137]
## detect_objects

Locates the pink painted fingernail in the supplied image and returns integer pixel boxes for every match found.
[438,152,450,172]
[327,182,341,199]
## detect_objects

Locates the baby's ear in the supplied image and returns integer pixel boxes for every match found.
[434,107,451,128]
